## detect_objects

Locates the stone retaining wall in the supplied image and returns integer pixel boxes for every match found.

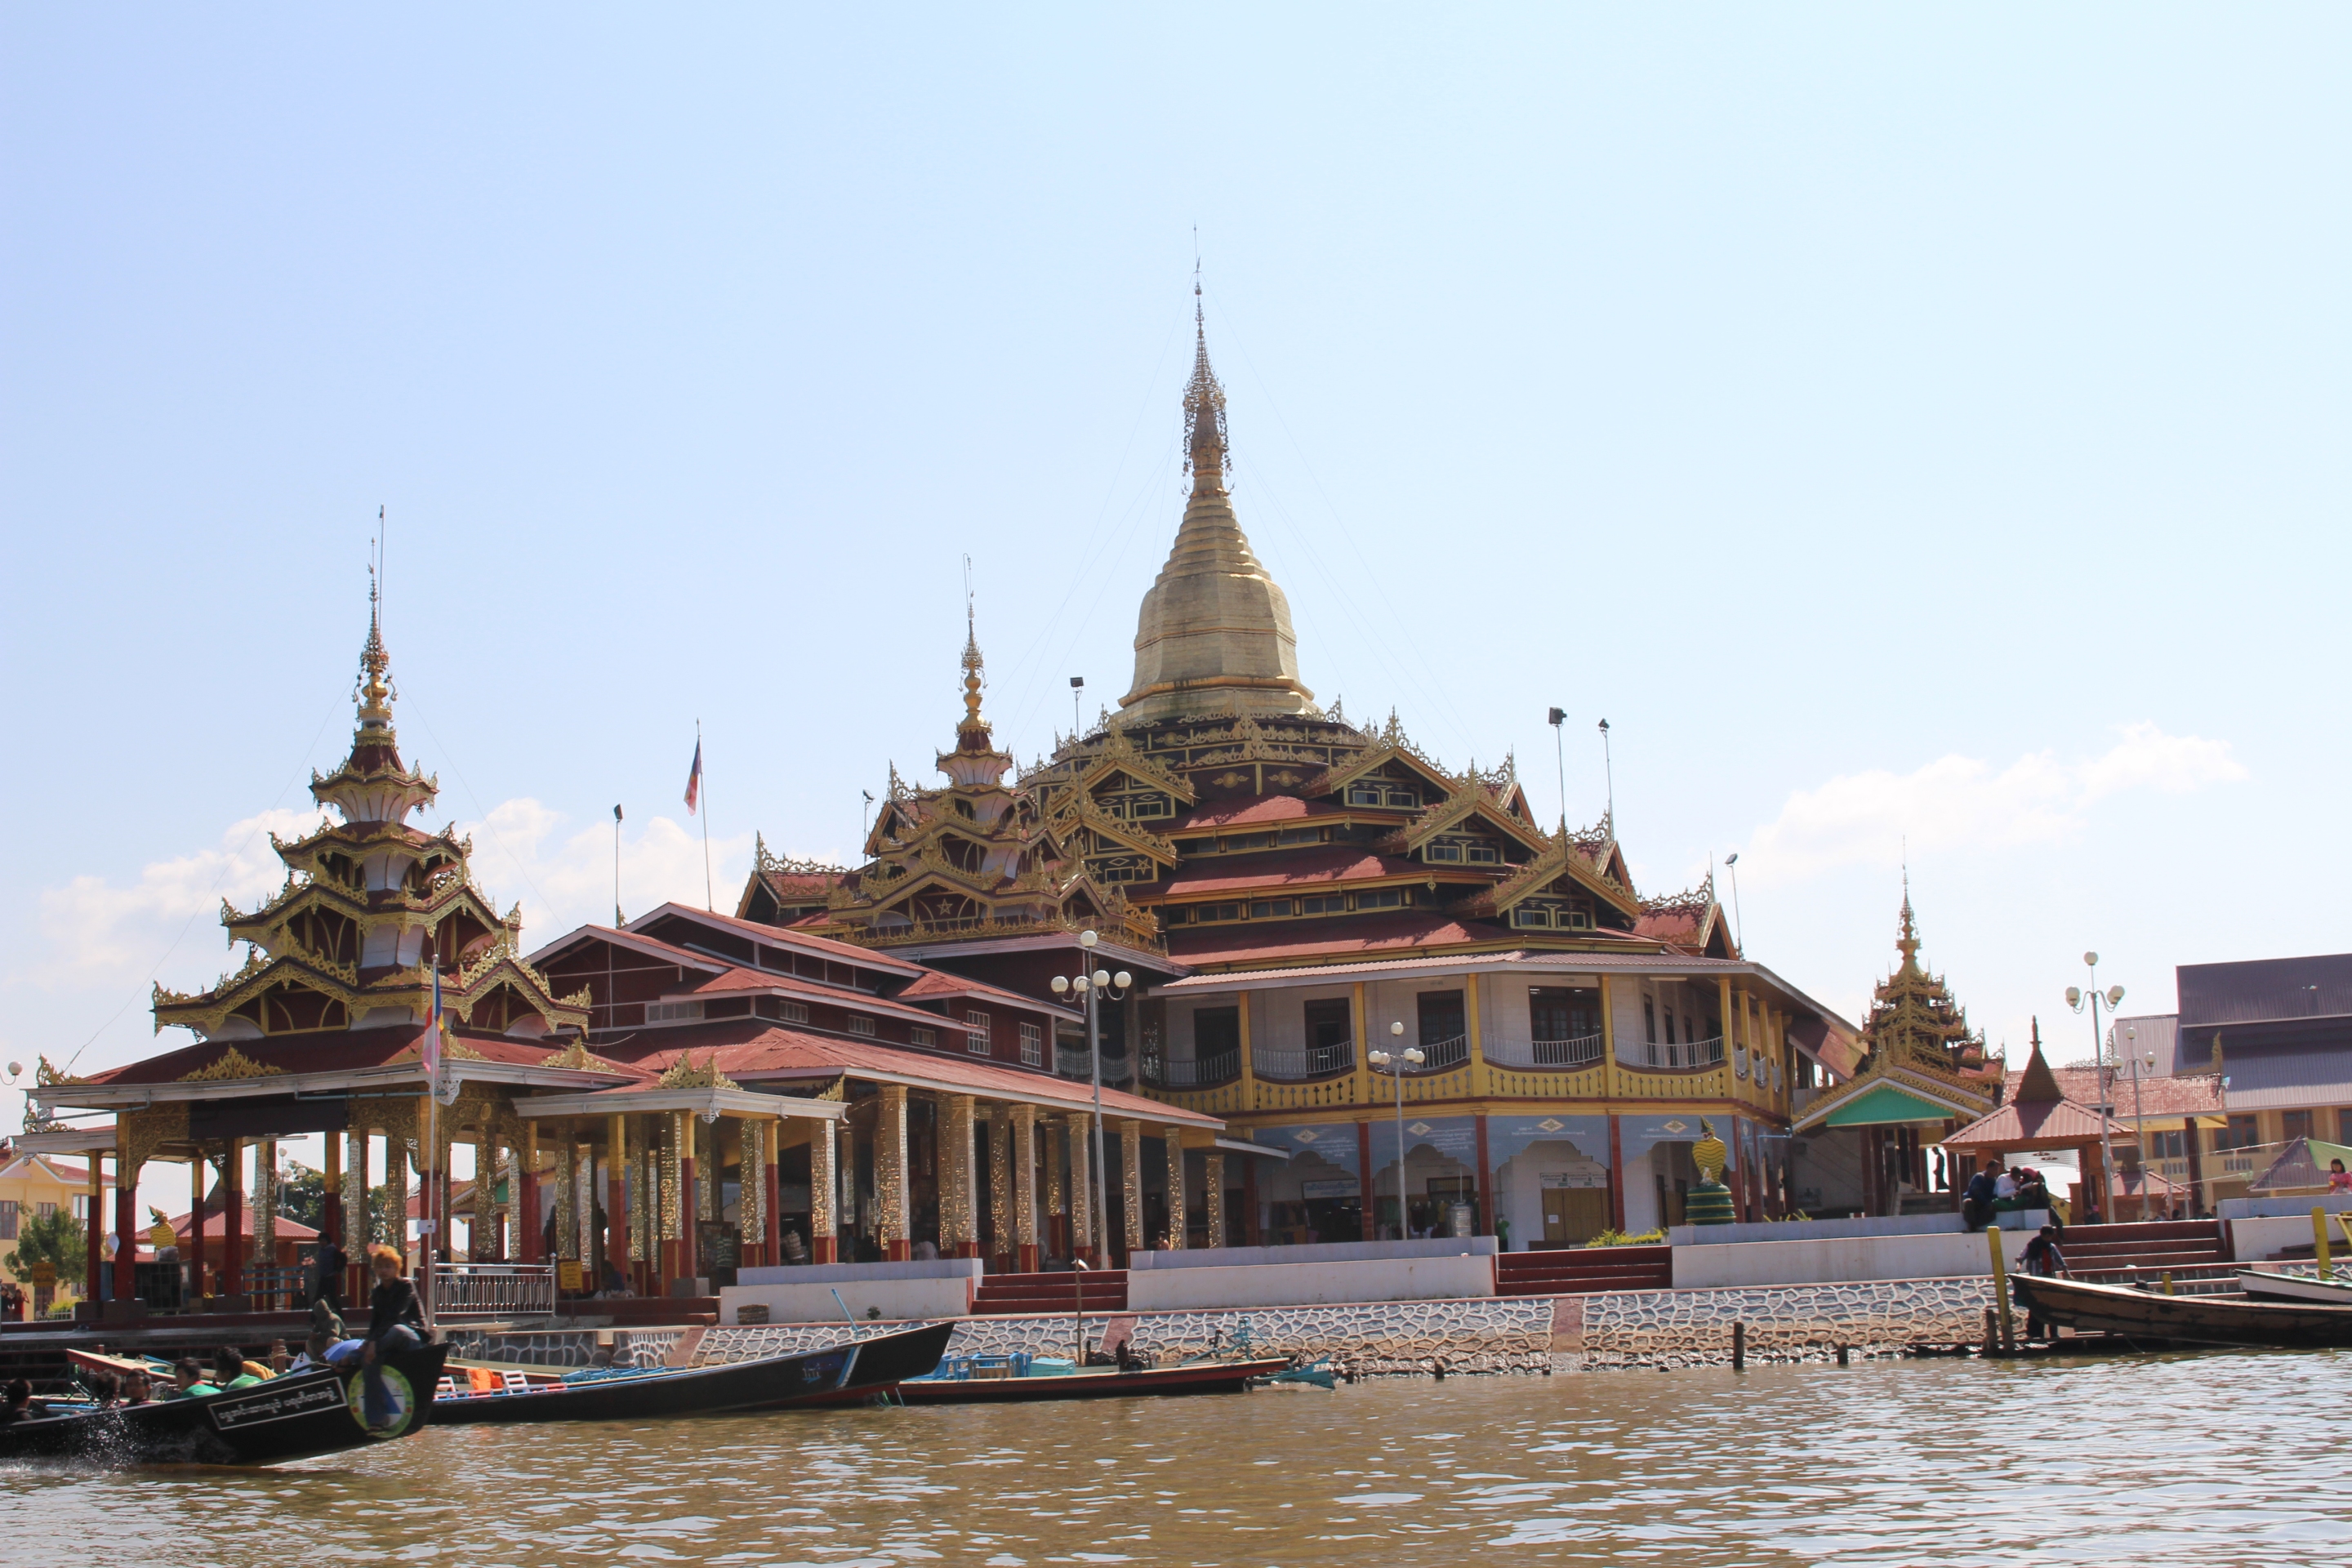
[684,1276,1998,1377]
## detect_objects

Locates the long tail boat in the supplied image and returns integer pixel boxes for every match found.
[2235,1268,2352,1306]
[430,1320,952,1424]
[2012,1274,2352,1348]
[0,1342,449,1467]
[891,1352,1292,1404]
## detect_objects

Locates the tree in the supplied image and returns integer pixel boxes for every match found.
[5,1207,88,1287]
[277,1160,327,1231]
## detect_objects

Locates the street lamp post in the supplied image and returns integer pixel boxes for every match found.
[1366,1019,1423,1241]
[1050,930,1130,1265]
[2066,952,2125,1226]
[1723,852,1744,956]
[2124,1023,2157,1220]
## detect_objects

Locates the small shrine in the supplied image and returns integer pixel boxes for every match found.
[1791,886,2002,1215]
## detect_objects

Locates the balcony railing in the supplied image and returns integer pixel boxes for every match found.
[1372,1033,1468,1074]
[1486,1033,1605,1071]
[1055,1045,1093,1078]
[433,1263,556,1318]
[1254,1040,1355,1081]
[1643,1036,1726,1070]
[1158,1050,1241,1088]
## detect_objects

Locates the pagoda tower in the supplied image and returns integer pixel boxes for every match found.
[1118,284,1316,725]
[816,612,1158,948]
[153,585,586,1044]
[1857,883,1991,1083]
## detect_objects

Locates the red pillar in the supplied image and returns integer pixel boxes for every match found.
[607,1139,629,1291]
[85,1154,104,1307]
[1606,1115,1627,1233]
[520,1143,544,1263]
[1241,1152,1259,1247]
[1356,1121,1376,1241]
[222,1140,245,1303]
[113,1176,139,1306]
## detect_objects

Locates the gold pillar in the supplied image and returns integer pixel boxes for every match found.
[252,1138,277,1267]
[1237,990,1259,1111]
[1013,1104,1039,1253]
[741,1119,765,1251]
[837,1120,858,1237]
[660,1116,684,1244]
[875,1085,909,1251]
[941,1095,977,1253]
[553,1123,578,1261]
[807,1116,836,1250]
[987,1111,1013,1255]
[343,1129,367,1250]
[576,1140,596,1263]
[1162,1126,1188,1250]
[1063,1115,1089,1259]
[697,1118,718,1223]
[1465,973,1486,1097]
[1205,1152,1227,1248]
[1120,1119,1144,1254]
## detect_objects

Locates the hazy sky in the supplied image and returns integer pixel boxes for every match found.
[6,8,2348,1140]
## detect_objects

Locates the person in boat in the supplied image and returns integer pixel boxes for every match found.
[0,1379,32,1426]
[215,1348,265,1390]
[119,1370,154,1405]
[359,1244,426,1425]
[2020,1224,2071,1342]
[166,1357,216,1399]
[1962,1160,2001,1231]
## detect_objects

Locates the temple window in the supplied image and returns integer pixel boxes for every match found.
[964,1009,991,1054]
[754,997,808,1024]
[911,1026,937,1048]
[1277,826,1326,846]
[1300,894,1345,915]
[847,1014,876,1036]
[1644,998,1658,1045]
[1354,889,1403,911]
[647,1000,706,1023]
[1250,899,1294,919]
[1019,1021,1043,1065]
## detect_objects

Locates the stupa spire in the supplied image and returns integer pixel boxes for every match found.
[1118,277,1315,725]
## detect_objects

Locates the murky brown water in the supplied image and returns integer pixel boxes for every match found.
[0,1352,2338,1566]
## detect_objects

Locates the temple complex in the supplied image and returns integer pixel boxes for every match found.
[735,295,1865,1248]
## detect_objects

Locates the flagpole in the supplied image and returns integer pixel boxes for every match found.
[697,719,714,912]
[421,958,439,1335]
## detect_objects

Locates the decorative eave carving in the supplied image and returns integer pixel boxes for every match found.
[178,1048,287,1083]
[657,1052,739,1090]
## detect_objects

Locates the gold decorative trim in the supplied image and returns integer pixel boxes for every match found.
[179,1047,287,1083]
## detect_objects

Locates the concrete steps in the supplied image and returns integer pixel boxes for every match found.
[969,1270,1129,1315]
[1495,1245,1673,1296]
[2058,1219,2228,1273]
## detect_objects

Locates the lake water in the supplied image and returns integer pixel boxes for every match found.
[1,1350,2338,1566]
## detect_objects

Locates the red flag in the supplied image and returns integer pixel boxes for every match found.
[684,738,703,815]
[422,968,443,1079]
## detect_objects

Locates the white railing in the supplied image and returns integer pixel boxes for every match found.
[1644,1036,1725,1069]
[1254,1040,1354,1080]
[1374,1034,1468,1074]
[433,1263,557,1317]
[1486,1033,1605,1071]
[1161,1050,1240,1088]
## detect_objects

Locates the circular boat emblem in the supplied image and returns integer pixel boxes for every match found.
[346,1367,418,1439]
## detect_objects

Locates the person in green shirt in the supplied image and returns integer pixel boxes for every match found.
[167,1356,217,1398]
[212,1347,265,1390]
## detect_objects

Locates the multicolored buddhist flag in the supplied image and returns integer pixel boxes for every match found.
[684,737,704,815]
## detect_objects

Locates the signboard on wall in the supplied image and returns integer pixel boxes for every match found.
[1368,1115,1477,1169]
[1300,1178,1360,1200]
[1256,1125,1361,1176]
[1486,1115,1609,1172]
[1539,1166,1609,1190]
[556,1259,583,1292]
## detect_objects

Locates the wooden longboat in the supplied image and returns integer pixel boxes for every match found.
[2012,1274,2352,1348]
[890,1355,1292,1404]
[0,1343,448,1467]
[2235,1269,2352,1306]
[430,1321,953,1424]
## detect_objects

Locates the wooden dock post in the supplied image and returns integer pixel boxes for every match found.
[1987,1226,2015,1346]
[1731,1321,1745,1371]
[1835,1342,1849,1367]
[2315,1208,2332,1279]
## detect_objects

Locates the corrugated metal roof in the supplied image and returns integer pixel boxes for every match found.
[2178,953,2352,1028]
[2111,1013,2183,1075]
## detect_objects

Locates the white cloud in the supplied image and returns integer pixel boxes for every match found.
[32,808,318,988]
[452,798,760,938]
[1744,723,2247,884]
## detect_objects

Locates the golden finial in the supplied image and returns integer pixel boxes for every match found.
[960,555,987,733]
[1183,265,1227,497]
[355,546,396,728]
